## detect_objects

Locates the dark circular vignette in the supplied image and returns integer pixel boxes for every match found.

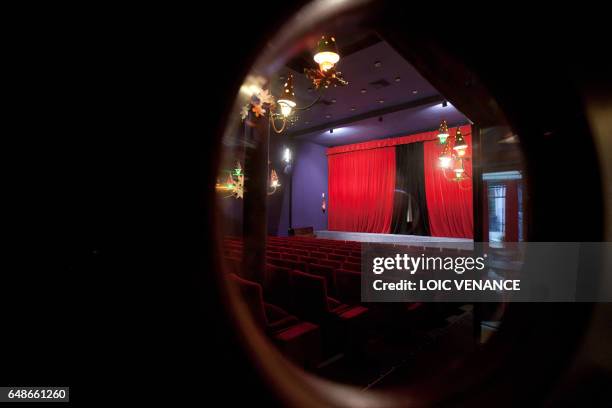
[208,1,611,407]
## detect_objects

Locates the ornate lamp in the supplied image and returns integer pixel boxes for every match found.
[453,127,467,156]
[437,120,450,144]
[240,35,349,134]
[277,74,296,118]
[313,35,340,72]
[439,142,453,169]
[304,35,348,89]
[438,127,472,187]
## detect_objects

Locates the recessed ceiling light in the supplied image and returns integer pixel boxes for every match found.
[325,114,331,119]
[378,99,385,104]
[412,90,418,94]
[331,98,337,103]
[360,89,367,94]
[350,106,356,111]
[374,61,382,68]
[395,76,401,82]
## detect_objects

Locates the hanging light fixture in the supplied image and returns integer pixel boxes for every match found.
[313,35,340,72]
[437,126,472,186]
[437,120,450,144]
[453,158,465,175]
[243,35,348,134]
[305,35,348,90]
[453,127,468,156]
[439,143,453,169]
[277,74,297,118]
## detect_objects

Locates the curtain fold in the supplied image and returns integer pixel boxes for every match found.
[391,143,430,235]
[423,134,474,238]
[328,147,395,233]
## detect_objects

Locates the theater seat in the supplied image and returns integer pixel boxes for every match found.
[267,251,281,259]
[289,270,367,324]
[299,255,319,265]
[327,253,345,262]
[335,269,361,305]
[292,249,309,257]
[342,261,361,272]
[316,259,341,270]
[281,253,299,261]
[263,264,292,310]
[287,260,308,272]
[346,256,361,264]
[267,257,293,270]
[307,263,336,295]
[310,251,328,259]
[229,273,298,335]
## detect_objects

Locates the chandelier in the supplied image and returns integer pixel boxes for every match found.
[242,35,349,134]
[437,122,471,185]
[304,35,349,90]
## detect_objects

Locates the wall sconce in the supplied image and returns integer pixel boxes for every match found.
[283,147,292,164]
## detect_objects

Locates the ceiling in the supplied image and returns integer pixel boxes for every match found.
[271,38,470,147]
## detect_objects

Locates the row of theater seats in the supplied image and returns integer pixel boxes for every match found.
[224,236,365,305]
[224,236,370,367]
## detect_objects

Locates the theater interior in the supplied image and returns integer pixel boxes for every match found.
[213,2,611,405]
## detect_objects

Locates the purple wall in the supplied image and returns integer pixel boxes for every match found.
[277,141,328,235]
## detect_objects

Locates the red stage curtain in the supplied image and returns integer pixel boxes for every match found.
[328,147,396,233]
[504,180,519,241]
[423,133,474,238]
[326,130,438,155]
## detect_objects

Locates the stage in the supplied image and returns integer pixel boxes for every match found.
[315,230,473,249]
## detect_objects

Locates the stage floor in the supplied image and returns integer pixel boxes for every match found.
[315,230,473,249]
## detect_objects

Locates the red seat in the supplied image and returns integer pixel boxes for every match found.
[307,263,336,295]
[346,256,361,264]
[267,251,281,259]
[300,255,319,265]
[272,321,321,368]
[292,249,309,257]
[316,259,341,270]
[287,260,308,272]
[267,257,293,269]
[342,261,361,272]
[289,270,368,355]
[335,269,361,305]
[288,270,345,324]
[327,253,345,262]
[229,273,298,334]
[263,264,292,310]
[310,251,327,259]
[281,253,299,261]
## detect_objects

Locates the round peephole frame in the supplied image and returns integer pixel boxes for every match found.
[214,0,609,406]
